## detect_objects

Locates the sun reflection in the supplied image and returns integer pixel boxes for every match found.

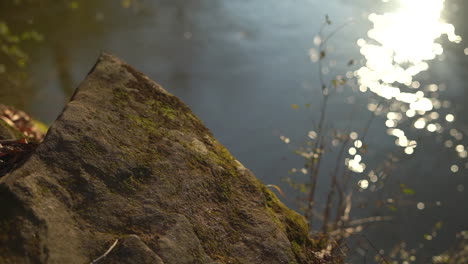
[417,202,425,210]
[450,165,459,173]
[445,114,454,122]
[404,147,414,155]
[354,140,363,148]
[357,0,461,153]
[426,124,437,132]
[358,179,369,189]
[365,0,460,64]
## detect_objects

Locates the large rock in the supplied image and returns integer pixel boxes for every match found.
[0,54,323,263]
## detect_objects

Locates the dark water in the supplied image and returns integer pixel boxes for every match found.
[1,0,467,262]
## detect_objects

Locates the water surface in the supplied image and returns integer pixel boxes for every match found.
[1,0,467,262]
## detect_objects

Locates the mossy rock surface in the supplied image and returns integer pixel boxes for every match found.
[0,53,324,264]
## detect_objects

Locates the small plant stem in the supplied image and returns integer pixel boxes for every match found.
[305,18,352,228]
[304,20,330,227]
[322,137,350,234]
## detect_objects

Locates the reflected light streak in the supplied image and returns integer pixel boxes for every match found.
[356,0,460,153]
[357,0,460,103]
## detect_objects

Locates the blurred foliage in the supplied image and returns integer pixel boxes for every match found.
[0,0,63,112]
[0,0,92,73]
[0,20,43,71]
[400,183,416,195]
[0,0,141,111]
[0,0,140,74]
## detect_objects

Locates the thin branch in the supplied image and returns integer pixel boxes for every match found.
[90,239,119,264]
[322,137,350,234]
[305,17,354,227]
[305,18,331,226]
[334,170,352,227]
[346,216,393,227]
[322,20,355,46]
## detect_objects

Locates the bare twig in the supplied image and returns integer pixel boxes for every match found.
[90,239,119,264]
[305,17,353,228]
[346,216,393,227]
[322,20,355,46]
[322,137,350,234]
[334,170,352,227]
[304,17,332,226]
[334,102,380,229]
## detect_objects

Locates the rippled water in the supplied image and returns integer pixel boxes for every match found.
[1,0,467,262]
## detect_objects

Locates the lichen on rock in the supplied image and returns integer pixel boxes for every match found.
[0,53,324,263]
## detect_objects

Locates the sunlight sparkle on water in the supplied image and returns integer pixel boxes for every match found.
[346,156,366,173]
[405,109,416,117]
[414,118,426,129]
[365,0,460,65]
[358,180,369,189]
[427,124,437,132]
[308,131,318,139]
[429,112,439,120]
[417,202,425,210]
[404,147,414,155]
[280,135,290,144]
[356,0,461,151]
[445,114,455,122]
[450,165,459,173]
[385,119,396,127]
[354,140,363,148]
[354,155,362,163]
